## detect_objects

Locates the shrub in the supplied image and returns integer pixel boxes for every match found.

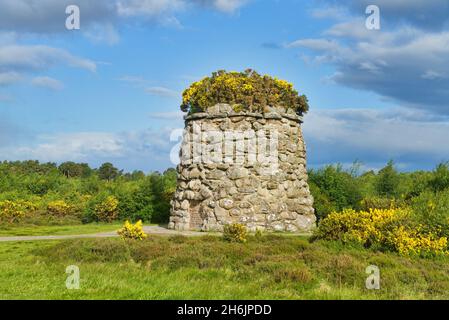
[150,171,176,223]
[404,171,433,199]
[181,69,309,115]
[308,165,363,213]
[309,181,336,221]
[313,208,408,245]
[26,173,62,195]
[223,223,248,243]
[313,208,449,256]
[94,196,119,222]
[410,190,449,237]
[387,226,448,256]
[429,163,449,192]
[47,200,73,216]
[132,205,153,222]
[0,200,37,223]
[117,220,148,240]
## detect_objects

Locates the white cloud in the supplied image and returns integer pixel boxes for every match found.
[209,0,248,13]
[31,76,64,90]
[117,0,248,16]
[0,0,117,33]
[310,6,348,20]
[117,0,185,17]
[287,38,341,51]
[303,107,449,169]
[0,45,97,73]
[422,70,447,80]
[288,24,449,114]
[0,0,249,37]
[9,132,125,162]
[0,71,22,86]
[320,0,449,30]
[0,45,96,91]
[0,127,181,171]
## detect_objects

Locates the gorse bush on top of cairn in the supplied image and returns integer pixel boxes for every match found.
[180,69,309,115]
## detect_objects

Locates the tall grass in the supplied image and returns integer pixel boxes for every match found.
[0,235,448,299]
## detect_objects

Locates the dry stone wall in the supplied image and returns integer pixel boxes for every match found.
[169,103,316,232]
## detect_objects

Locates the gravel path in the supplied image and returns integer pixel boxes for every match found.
[0,226,209,243]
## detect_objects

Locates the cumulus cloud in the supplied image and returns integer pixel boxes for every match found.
[317,0,449,30]
[0,45,97,73]
[0,0,117,34]
[5,132,125,163]
[0,45,95,91]
[303,108,449,170]
[31,76,64,90]
[310,6,348,20]
[117,0,185,17]
[195,0,248,13]
[0,0,248,36]
[117,0,248,16]
[0,127,180,172]
[288,18,449,114]
[290,1,449,116]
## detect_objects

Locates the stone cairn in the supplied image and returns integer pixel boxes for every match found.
[168,103,316,232]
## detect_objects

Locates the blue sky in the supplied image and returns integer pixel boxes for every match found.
[1,0,449,172]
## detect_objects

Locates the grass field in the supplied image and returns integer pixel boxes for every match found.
[1,234,448,300]
[0,223,127,237]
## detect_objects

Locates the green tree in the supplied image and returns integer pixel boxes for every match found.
[123,170,146,181]
[308,181,336,221]
[429,162,449,193]
[308,164,362,213]
[60,162,92,178]
[375,160,400,198]
[59,162,76,177]
[98,162,120,181]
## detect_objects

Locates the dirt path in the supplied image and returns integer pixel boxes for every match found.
[0,226,209,243]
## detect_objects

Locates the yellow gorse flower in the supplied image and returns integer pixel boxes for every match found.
[47,200,73,216]
[117,220,148,241]
[0,200,37,223]
[315,207,449,256]
[180,69,309,114]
